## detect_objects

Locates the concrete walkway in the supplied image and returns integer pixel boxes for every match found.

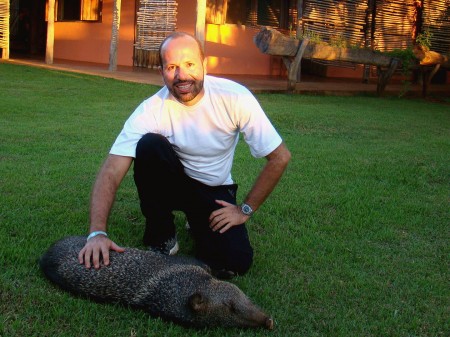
[3,57,450,97]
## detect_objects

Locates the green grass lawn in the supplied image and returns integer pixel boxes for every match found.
[0,62,448,337]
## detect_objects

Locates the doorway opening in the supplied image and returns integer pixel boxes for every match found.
[10,0,47,58]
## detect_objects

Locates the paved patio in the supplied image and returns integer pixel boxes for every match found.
[3,57,449,97]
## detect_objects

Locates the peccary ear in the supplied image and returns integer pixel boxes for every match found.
[189,293,207,312]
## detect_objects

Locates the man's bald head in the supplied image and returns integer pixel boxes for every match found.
[158,32,205,67]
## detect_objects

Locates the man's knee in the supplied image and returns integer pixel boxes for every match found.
[194,230,254,277]
[226,226,253,275]
[228,248,253,276]
[135,133,170,159]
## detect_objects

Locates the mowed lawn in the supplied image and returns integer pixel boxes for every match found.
[0,62,448,337]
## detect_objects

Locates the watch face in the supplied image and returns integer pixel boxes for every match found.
[242,204,253,215]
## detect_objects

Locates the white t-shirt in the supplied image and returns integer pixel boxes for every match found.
[110,75,282,186]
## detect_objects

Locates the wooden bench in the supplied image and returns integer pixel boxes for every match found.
[254,27,447,96]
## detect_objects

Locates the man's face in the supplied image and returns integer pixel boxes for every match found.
[160,36,207,106]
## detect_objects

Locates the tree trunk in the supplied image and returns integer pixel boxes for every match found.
[255,27,450,68]
[109,0,122,72]
[45,0,55,64]
[413,45,450,67]
[254,27,393,67]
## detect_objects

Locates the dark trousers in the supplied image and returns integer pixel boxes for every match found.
[133,133,253,275]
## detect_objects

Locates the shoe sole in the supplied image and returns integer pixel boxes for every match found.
[169,241,179,256]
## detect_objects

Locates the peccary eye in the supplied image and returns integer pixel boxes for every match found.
[225,301,237,313]
[189,293,206,312]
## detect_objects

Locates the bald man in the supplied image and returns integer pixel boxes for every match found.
[78,32,290,279]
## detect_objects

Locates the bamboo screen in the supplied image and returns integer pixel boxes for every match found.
[299,0,435,52]
[0,0,9,53]
[134,0,178,68]
[371,0,416,52]
[301,0,368,48]
[422,0,450,55]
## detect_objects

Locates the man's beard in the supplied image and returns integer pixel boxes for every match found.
[169,78,204,104]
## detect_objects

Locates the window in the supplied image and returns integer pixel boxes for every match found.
[58,0,81,20]
[226,0,295,30]
[47,0,102,22]
[225,0,251,25]
[207,0,229,25]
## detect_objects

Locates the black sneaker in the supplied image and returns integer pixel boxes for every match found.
[212,269,236,280]
[148,236,179,256]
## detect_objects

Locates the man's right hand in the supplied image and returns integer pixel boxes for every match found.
[78,235,125,269]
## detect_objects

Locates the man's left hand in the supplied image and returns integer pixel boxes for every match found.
[209,200,249,233]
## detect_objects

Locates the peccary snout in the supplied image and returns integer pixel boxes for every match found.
[188,280,274,329]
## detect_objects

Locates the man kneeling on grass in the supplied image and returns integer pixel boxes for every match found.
[78,32,291,279]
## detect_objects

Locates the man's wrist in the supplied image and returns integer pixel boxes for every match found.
[240,203,254,217]
[87,231,108,241]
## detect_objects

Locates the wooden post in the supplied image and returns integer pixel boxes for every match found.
[109,0,122,71]
[196,0,206,49]
[363,0,375,83]
[376,58,399,96]
[285,38,309,92]
[421,64,441,97]
[45,0,55,64]
[296,0,303,38]
[1,0,10,59]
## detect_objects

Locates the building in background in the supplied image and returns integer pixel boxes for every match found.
[1,0,449,80]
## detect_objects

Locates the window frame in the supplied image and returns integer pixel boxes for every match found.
[47,0,102,22]
[225,0,295,30]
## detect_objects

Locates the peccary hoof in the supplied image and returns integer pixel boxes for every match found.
[266,317,274,330]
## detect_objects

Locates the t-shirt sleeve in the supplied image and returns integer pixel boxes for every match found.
[237,91,282,158]
[109,102,151,158]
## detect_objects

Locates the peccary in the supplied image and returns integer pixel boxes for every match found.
[40,236,273,329]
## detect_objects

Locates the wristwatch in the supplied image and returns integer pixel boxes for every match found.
[240,203,254,217]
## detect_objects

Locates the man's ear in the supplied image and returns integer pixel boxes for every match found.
[189,293,207,312]
[158,66,163,76]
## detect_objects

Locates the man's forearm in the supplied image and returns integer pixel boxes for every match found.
[88,155,133,232]
[244,143,291,211]
[89,174,118,232]
[208,143,290,233]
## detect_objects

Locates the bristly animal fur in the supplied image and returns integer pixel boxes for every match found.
[40,236,274,329]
